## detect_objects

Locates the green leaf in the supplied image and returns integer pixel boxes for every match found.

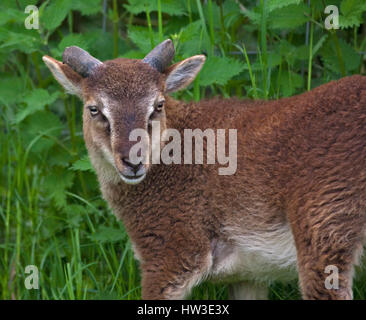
[0,8,25,26]
[71,155,94,172]
[64,204,88,228]
[48,146,73,168]
[44,170,75,208]
[71,0,102,16]
[222,1,241,29]
[339,0,366,29]
[269,3,310,29]
[42,0,73,31]
[199,56,245,87]
[279,70,304,97]
[0,27,41,54]
[124,0,186,16]
[339,15,361,29]
[89,226,126,243]
[177,20,210,57]
[120,50,145,59]
[15,89,59,123]
[267,0,302,12]
[340,0,366,16]
[0,76,24,105]
[240,1,305,26]
[20,111,63,154]
[51,33,90,58]
[240,7,261,25]
[321,38,361,74]
[127,25,160,53]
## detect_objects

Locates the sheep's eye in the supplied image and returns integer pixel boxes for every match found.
[88,106,99,117]
[155,100,165,112]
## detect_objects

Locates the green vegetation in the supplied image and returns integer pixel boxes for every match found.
[1,0,366,300]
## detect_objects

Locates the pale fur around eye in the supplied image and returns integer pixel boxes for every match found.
[88,106,99,117]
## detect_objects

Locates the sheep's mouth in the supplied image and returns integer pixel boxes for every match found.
[119,173,146,185]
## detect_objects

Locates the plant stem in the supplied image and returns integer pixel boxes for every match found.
[113,0,119,58]
[260,0,268,99]
[157,0,163,42]
[241,44,257,99]
[307,7,314,91]
[208,0,215,53]
[195,0,211,55]
[145,6,155,49]
[187,0,192,23]
[331,31,346,76]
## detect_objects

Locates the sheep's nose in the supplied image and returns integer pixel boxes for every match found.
[122,157,143,174]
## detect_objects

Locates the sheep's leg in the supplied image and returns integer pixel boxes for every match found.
[290,203,365,300]
[296,249,358,300]
[139,238,211,300]
[141,262,209,300]
[228,281,268,300]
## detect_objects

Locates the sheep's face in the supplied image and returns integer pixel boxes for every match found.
[43,40,205,185]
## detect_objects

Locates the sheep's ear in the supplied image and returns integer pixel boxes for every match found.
[164,55,206,93]
[42,55,83,96]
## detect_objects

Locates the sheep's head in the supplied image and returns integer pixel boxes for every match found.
[43,40,205,184]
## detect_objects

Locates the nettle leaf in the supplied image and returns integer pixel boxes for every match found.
[267,0,302,12]
[120,50,145,59]
[51,33,90,58]
[71,155,94,173]
[279,71,304,97]
[312,0,342,11]
[269,3,310,29]
[44,170,75,208]
[341,0,366,15]
[15,89,59,123]
[78,30,115,61]
[274,40,307,65]
[124,0,186,16]
[240,1,305,26]
[320,38,361,74]
[128,25,160,54]
[48,146,73,168]
[179,21,202,43]
[42,0,73,31]
[339,15,361,29]
[64,204,88,228]
[222,1,241,29]
[0,76,23,105]
[240,7,261,25]
[0,8,25,26]
[71,0,102,16]
[89,226,126,243]
[199,56,245,87]
[0,28,41,54]
[177,20,210,57]
[20,111,63,154]
[339,0,366,29]
[13,0,38,8]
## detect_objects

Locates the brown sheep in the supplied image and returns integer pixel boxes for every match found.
[43,39,366,300]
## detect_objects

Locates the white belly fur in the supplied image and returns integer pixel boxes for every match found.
[210,223,298,283]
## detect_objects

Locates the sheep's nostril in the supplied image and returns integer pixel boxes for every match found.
[122,157,143,174]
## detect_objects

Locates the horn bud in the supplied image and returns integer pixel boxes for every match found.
[142,39,175,72]
[63,46,102,78]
